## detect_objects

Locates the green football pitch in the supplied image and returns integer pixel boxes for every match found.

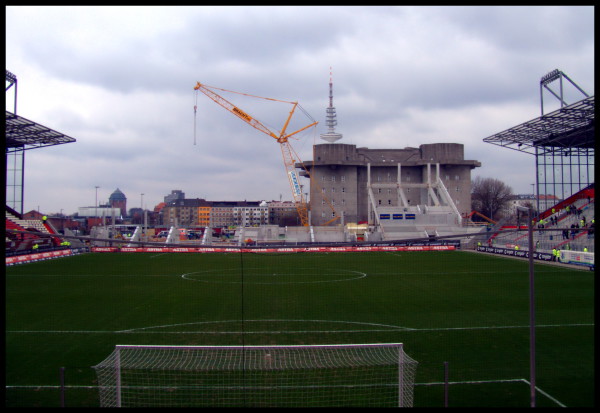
[5,250,594,407]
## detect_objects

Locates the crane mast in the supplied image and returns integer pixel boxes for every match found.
[194,82,317,226]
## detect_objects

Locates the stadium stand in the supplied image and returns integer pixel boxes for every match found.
[6,207,52,251]
[479,185,594,253]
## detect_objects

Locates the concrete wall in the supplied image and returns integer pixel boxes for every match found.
[284,226,311,243]
[312,226,346,242]
[302,143,480,226]
[420,143,464,162]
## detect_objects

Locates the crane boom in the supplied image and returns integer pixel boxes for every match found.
[194,82,319,226]
[194,82,280,140]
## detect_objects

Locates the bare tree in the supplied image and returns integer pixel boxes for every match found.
[471,177,514,221]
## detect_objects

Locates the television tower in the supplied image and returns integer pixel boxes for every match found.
[320,67,343,143]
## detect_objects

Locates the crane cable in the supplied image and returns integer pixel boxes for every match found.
[193,91,198,145]
[201,83,296,105]
[297,103,317,124]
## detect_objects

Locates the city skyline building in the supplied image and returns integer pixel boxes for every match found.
[108,188,127,217]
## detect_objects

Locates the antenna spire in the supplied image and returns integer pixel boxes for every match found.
[320,67,343,143]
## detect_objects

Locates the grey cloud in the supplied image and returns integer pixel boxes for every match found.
[6,5,593,214]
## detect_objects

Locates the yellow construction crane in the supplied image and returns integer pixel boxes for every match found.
[194,82,320,226]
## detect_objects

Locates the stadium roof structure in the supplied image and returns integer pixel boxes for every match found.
[5,110,76,154]
[482,95,594,156]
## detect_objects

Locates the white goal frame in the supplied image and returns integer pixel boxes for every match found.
[93,343,418,407]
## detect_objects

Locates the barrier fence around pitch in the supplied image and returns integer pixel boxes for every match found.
[477,245,594,268]
[5,248,75,266]
[477,246,553,261]
[91,245,457,254]
[8,244,594,267]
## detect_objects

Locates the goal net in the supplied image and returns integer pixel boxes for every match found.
[93,344,418,407]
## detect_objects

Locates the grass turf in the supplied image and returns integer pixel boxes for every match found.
[5,250,594,407]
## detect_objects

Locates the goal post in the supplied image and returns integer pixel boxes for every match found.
[93,343,418,407]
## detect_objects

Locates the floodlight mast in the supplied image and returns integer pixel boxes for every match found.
[194,82,318,226]
[539,69,590,115]
[516,205,536,408]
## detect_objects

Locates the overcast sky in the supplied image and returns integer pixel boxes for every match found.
[6,5,594,216]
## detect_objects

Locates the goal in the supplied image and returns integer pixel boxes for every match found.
[93,344,418,407]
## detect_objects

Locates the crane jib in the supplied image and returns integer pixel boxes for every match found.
[232,106,252,122]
